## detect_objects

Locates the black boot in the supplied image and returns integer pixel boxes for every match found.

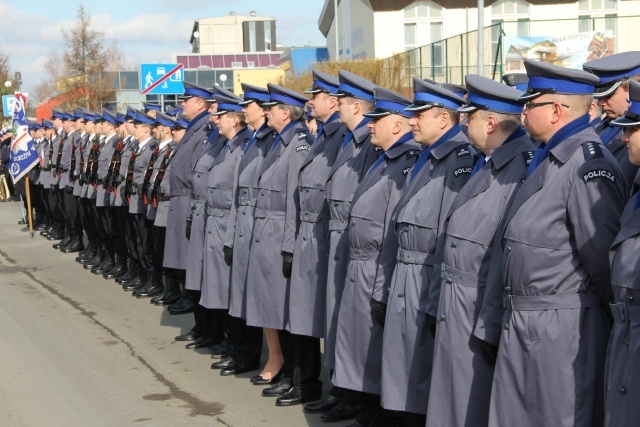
[137,272,164,298]
[113,258,131,280]
[103,254,127,279]
[83,245,104,269]
[168,282,195,315]
[53,235,71,249]
[117,260,137,284]
[125,266,148,292]
[152,275,182,305]
[92,251,114,275]
[62,235,85,253]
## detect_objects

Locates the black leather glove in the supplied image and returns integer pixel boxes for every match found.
[120,188,128,204]
[370,299,387,327]
[282,251,293,278]
[427,314,437,338]
[478,339,499,365]
[185,219,192,240]
[223,245,233,266]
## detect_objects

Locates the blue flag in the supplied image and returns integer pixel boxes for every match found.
[8,92,39,184]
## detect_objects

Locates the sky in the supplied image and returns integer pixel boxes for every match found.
[0,0,328,94]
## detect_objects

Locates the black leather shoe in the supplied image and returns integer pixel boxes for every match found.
[220,362,259,376]
[175,330,200,342]
[211,356,234,369]
[123,278,146,292]
[92,261,114,275]
[61,241,84,253]
[251,369,283,386]
[137,284,163,298]
[209,341,231,359]
[303,393,341,414]
[261,379,293,398]
[53,236,70,249]
[18,219,26,225]
[152,289,181,306]
[320,401,361,422]
[187,337,220,349]
[117,271,136,284]
[168,295,194,315]
[275,387,321,407]
[47,232,65,241]
[35,223,47,230]
[103,264,127,279]
[83,255,102,269]
[132,281,155,297]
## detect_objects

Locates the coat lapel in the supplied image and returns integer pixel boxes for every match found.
[446,163,492,221]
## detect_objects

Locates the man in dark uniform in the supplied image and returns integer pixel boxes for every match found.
[478,60,626,427]
[47,110,66,241]
[583,51,640,194]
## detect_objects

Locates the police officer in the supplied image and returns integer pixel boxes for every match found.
[244,84,313,402]
[304,71,379,421]
[427,75,535,427]
[604,79,640,427]
[47,110,66,241]
[332,88,419,426]
[38,119,54,232]
[583,51,640,192]
[479,60,626,427]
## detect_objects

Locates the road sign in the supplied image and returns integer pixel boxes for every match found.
[2,95,15,117]
[140,63,184,95]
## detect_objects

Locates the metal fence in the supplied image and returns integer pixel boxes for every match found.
[390,15,640,86]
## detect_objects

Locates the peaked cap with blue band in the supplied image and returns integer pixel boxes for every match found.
[134,110,156,126]
[154,111,176,128]
[102,109,118,125]
[61,111,74,121]
[363,87,412,119]
[439,82,467,97]
[83,110,97,122]
[50,109,64,120]
[611,80,640,127]
[329,70,376,102]
[211,95,243,115]
[239,83,270,106]
[583,51,640,98]
[116,112,125,124]
[208,84,239,102]
[174,114,189,129]
[179,81,213,100]
[458,74,525,114]
[263,84,308,108]
[126,106,137,120]
[73,109,85,120]
[143,102,162,112]
[304,70,340,94]
[517,59,599,101]
[42,119,53,129]
[502,72,529,91]
[405,78,465,112]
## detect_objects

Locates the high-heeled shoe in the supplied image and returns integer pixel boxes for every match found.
[250,367,283,386]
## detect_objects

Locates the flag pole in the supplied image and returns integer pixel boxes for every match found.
[25,176,33,237]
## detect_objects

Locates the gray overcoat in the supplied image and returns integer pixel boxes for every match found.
[426,134,534,426]
[128,139,158,215]
[72,133,87,197]
[287,117,346,338]
[95,134,118,208]
[146,141,172,222]
[332,135,419,395]
[245,121,312,330]
[323,121,377,369]
[163,111,211,270]
[58,131,81,190]
[381,130,473,415]
[228,124,274,319]
[112,138,136,207]
[595,119,638,195]
[80,134,97,199]
[201,127,249,309]
[50,131,63,188]
[40,138,51,188]
[153,142,176,228]
[478,126,625,427]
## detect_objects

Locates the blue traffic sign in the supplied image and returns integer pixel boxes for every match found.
[2,95,15,117]
[140,63,184,95]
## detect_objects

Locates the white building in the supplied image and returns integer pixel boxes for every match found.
[190,11,277,54]
[319,0,640,62]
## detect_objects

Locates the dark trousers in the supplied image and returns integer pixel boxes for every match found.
[124,210,139,269]
[111,206,127,260]
[63,187,82,237]
[41,186,51,224]
[279,330,322,394]
[96,206,112,253]
[56,186,68,235]
[229,315,262,366]
[30,182,44,223]
[79,198,99,244]
[153,225,166,274]
[131,213,153,272]
[48,187,64,232]
[193,296,227,343]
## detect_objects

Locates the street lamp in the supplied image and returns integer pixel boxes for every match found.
[4,81,11,88]
[219,73,227,87]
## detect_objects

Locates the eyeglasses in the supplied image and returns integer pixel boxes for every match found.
[524,101,570,110]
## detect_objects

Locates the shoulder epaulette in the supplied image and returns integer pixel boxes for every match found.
[524,150,534,166]
[582,140,604,160]
[457,146,471,158]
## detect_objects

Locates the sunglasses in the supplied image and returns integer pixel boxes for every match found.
[524,101,569,110]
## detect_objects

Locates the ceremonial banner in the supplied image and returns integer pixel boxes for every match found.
[504,30,614,71]
[8,92,39,183]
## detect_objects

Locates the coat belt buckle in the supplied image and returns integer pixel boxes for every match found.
[611,302,628,322]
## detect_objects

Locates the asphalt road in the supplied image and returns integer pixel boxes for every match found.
[0,201,349,427]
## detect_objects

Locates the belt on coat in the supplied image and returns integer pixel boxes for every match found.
[610,302,640,322]
[206,206,230,217]
[299,210,329,223]
[349,247,380,261]
[396,248,435,266]
[503,292,600,311]
[329,219,349,231]
[157,195,170,202]
[170,188,190,196]
[253,208,285,220]
[441,263,486,288]
[238,196,258,207]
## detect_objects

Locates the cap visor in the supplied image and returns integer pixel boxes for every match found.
[516,91,542,102]
[404,103,434,112]
[238,99,255,106]
[261,100,280,107]
[363,110,391,118]
[457,104,478,113]
[303,89,322,94]
[611,116,640,127]
[328,90,346,97]
[593,81,622,98]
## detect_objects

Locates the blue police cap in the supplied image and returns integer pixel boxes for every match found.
[125,106,137,120]
[179,81,213,100]
[50,109,64,120]
[517,60,599,101]
[143,102,162,112]
[134,110,156,126]
[405,78,465,112]
[73,109,85,120]
[502,72,529,91]
[458,74,525,115]
[174,114,189,129]
[263,84,308,108]
[42,119,53,129]
[115,112,126,124]
[363,87,412,119]
[102,109,118,125]
[583,51,640,98]
[211,95,243,115]
[239,83,270,106]
[61,110,74,121]
[329,70,376,102]
[439,83,467,98]
[611,80,640,127]
[208,84,239,103]
[154,111,175,128]
[165,105,177,117]
[304,70,340,94]
[82,110,96,122]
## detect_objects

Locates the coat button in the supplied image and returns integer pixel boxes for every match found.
[398,292,405,297]
[255,239,260,242]
[450,241,457,248]
[506,245,512,252]
[627,295,635,302]
[350,278,355,282]
[403,226,408,232]
[302,237,307,241]
[625,338,630,345]
[239,233,243,237]
[619,386,627,395]
[352,221,356,225]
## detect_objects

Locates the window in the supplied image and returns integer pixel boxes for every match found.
[579,15,593,32]
[579,0,616,12]
[405,23,417,50]
[517,18,530,36]
[249,21,256,52]
[492,0,530,16]
[265,23,271,51]
[404,1,442,19]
